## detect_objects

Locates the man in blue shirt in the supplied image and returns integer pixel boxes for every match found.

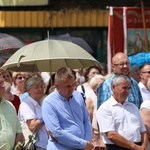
[97,52,143,109]
[42,67,94,150]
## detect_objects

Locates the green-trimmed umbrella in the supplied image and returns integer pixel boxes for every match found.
[1,39,99,72]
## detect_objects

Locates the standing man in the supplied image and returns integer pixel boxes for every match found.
[0,71,24,150]
[97,52,143,109]
[97,75,148,150]
[138,63,150,101]
[42,67,94,150]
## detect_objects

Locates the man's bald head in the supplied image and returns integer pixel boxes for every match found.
[112,52,130,76]
[112,52,129,64]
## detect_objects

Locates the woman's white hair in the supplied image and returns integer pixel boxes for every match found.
[89,74,105,89]
[25,76,44,90]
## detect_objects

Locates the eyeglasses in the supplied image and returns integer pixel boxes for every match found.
[142,71,150,74]
[32,85,45,90]
[113,62,130,67]
[17,77,26,80]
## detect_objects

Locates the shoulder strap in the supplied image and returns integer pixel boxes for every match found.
[81,85,86,103]
[81,85,85,94]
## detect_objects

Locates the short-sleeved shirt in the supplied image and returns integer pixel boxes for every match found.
[140,100,150,111]
[96,96,146,144]
[19,96,48,149]
[0,98,22,150]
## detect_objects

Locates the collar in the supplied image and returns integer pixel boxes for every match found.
[110,95,129,106]
[28,96,40,107]
[55,89,73,101]
[0,97,6,104]
[139,82,146,89]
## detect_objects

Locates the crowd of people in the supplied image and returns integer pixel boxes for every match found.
[0,52,150,150]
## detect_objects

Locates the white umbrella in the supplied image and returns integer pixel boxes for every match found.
[1,39,99,72]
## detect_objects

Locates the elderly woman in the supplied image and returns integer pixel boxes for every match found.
[18,76,48,150]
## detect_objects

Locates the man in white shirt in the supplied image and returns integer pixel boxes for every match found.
[138,63,150,101]
[97,75,148,150]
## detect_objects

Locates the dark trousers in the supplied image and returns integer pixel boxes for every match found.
[106,142,141,150]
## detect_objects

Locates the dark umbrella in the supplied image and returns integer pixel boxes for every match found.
[0,33,25,50]
[48,33,94,54]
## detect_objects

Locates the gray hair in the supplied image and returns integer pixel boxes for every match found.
[25,76,44,90]
[111,75,131,87]
[89,74,105,89]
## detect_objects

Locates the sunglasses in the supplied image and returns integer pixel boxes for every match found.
[17,77,26,80]
[142,71,150,74]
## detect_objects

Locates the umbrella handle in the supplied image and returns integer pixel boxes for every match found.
[17,55,25,67]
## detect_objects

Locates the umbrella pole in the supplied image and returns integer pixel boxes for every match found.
[47,30,50,38]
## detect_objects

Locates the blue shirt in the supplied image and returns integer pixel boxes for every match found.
[20,92,29,102]
[42,89,92,150]
[97,74,143,109]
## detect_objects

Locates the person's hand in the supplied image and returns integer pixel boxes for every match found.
[15,146,22,150]
[92,144,106,150]
[15,133,25,144]
[84,141,94,150]
[98,140,106,150]
[93,147,100,150]
[13,141,24,150]
[92,133,106,150]
[133,144,146,150]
